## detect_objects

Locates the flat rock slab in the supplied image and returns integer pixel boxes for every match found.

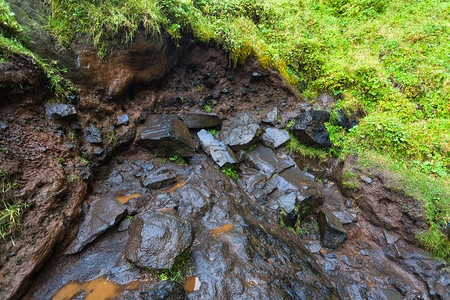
[141,169,177,190]
[183,113,222,129]
[125,211,193,270]
[67,196,127,254]
[319,207,348,249]
[262,128,290,148]
[244,145,295,177]
[45,103,77,120]
[223,123,262,151]
[262,106,278,125]
[137,114,195,158]
[290,110,332,149]
[197,129,238,168]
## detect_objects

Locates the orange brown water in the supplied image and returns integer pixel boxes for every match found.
[166,181,186,192]
[115,193,141,204]
[211,223,234,235]
[184,276,201,292]
[52,277,139,300]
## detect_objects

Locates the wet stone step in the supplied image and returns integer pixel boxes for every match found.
[140,169,177,190]
[262,127,290,149]
[137,114,195,158]
[290,109,332,149]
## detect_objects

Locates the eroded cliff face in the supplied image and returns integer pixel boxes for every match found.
[0,13,448,300]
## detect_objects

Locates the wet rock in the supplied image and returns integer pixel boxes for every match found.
[117,217,131,232]
[0,121,8,130]
[45,103,77,121]
[125,211,193,269]
[137,114,195,158]
[223,123,262,151]
[183,113,222,129]
[84,124,102,144]
[290,110,332,149]
[330,209,357,225]
[318,208,348,249]
[115,127,136,149]
[67,196,127,254]
[212,90,221,99]
[279,192,297,213]
[305,240,322,253]
[141,281,186,300]
[141,169,177,190]
[197,129,238,168]
[244,145,295,176]
[383,229,400,244]
[262,128,290,149]
[236,112,261,125]
[117,114,129,126]
[262,106,278,124]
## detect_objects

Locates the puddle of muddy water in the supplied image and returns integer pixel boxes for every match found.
[52,277,139,300]
[166,181,187,193]
[211,223,234,235]
[184,276,201,292]
[115,193,142,204]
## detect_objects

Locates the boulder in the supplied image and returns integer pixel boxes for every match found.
[125,211,193,269]
[137,114,195,158]
[318,208,348,249]
[45,103,77,121]
[67,196,127,254]
[262,128,290,149]
[290,110,332,149]
[223,123,262,151]
[183,113,222,129]
[197,129,238,168]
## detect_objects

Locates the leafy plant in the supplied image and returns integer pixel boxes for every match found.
[169,155,187,165]
[148,246,193,282]
[221,166,238,181]
[204,105,212,113]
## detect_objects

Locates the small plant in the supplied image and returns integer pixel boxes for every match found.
[204,105,212,113]
[148,247,193,282]
[79,156,89,164]
[0,147,8,154]
[108,130,116,147]
[70,174,79,182]
[67,129,76,141]
[342,170,358,190]
[221,166,238,181]
[56,157,64,165]
[169,155,187,165]
[208,129,219,137]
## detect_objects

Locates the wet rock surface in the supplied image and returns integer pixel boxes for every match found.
[45,103,77,121]
[318,208,348,249]
[197,129,238,167]
[137,114,195,158]
[125,211,193,270]
[67,196,127,254]
[183,112,221,129]
[222,123,262,151]
[262,127,290,149]
[142,280,186,300]
[290,109,332,149]
[6,44,448,300]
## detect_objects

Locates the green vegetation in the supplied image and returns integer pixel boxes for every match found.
[286,133,330,161]
[0,171,27,239]
[221,165,238,180]
[208,128,219,137]
[204,105,213,113]
[0,0,74,98]
[169,155,187,165]
[148,246,193,282]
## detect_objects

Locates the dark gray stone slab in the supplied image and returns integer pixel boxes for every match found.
[45,103,77,120]
[137,114,195,158]
[319,207,348,249]
[290,110,332,149]
[223,123,262,152]
[244,145,295,177]
[183,113,222,129]
[67,196,127,254]
[84,124,102,144]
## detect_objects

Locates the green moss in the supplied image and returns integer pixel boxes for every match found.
[221,165,239,181]
[285,133,330,161]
